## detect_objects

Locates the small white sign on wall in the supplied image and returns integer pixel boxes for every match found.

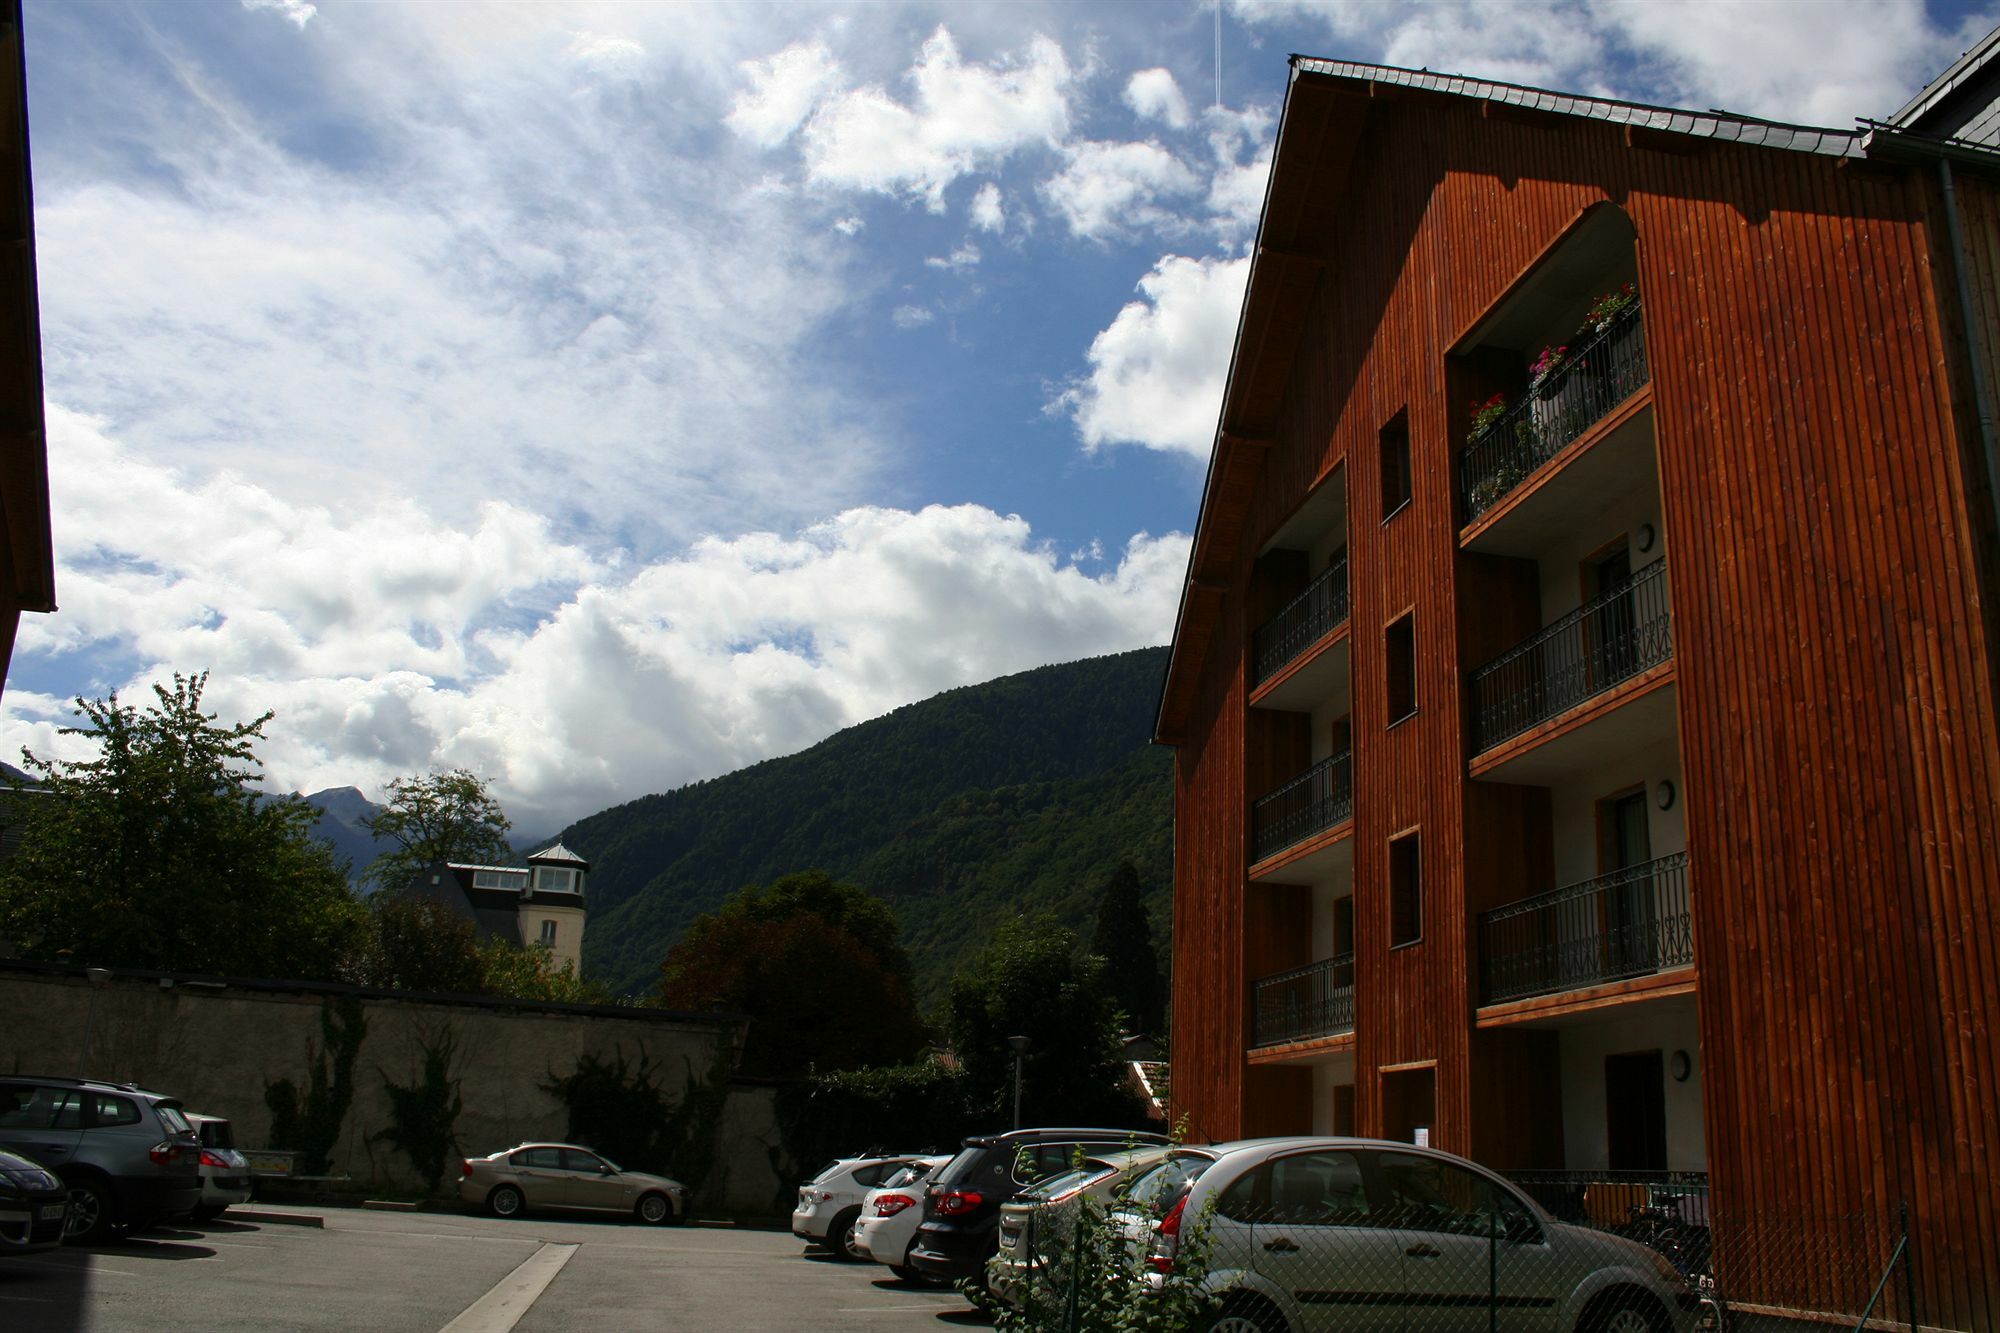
[1414,1127,1430,1148]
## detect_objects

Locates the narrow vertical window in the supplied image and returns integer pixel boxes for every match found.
[1380,411,1412,519]
[540,919,558,947]
[1386,613,1417,723]
[1390,833,1422,947]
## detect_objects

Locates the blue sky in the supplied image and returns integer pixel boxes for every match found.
[11,0,1995,835]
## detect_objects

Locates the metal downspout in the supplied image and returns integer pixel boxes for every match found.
[1937,158,2000,539]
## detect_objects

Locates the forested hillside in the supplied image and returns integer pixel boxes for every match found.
[569,647,1173,998]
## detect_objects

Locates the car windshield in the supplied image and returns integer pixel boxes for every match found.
[929,1146,987,1189]
[1019,1166,1112,1203]
[155,1106,193,1135]
[1121,1153,1216,1214]
[200,1120,236,1149]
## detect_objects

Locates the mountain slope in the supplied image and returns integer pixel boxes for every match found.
[299,786,390,887]
[568,647,1172,997]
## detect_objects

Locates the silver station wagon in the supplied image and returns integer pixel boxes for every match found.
[458,1142,688,1224]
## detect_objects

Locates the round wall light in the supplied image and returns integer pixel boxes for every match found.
[1636,523,1658,553]
[1656,780,1676,811]
[1671,1050,1693,1082]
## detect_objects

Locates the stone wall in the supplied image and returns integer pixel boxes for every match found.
[0,962,790,1215]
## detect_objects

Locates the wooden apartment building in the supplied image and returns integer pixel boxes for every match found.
[1156,49,1999,1324]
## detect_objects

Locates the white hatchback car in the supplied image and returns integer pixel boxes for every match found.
[852,1155,949,1279]
[792,1155,926,1261]
[1145,1138,1701,1333]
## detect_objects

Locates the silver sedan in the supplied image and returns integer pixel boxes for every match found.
[458,1143,688,1224]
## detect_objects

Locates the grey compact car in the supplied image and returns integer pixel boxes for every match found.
[0,1076,200,1243]
[459,1143,688,1224]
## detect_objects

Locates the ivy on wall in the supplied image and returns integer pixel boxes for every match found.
[542,1042,734,1200]
[375,1022,465,1198]
[264,995,368,1175]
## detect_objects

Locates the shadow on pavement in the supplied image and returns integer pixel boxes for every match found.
[0,1249,91,1333]
[95,1235,217,1260]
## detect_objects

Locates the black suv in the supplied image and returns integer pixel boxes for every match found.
[0,1077,201,1243]
[907,1126,1169,1288]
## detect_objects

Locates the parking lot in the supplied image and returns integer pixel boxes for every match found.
[0,1206,988,1332]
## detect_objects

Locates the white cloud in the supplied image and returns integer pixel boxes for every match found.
[566,32,648,75]
[4,409,1187,833]
[832,215,864,235]
[786,27,1075,209]
[970,181,1006,233]
[1042,140,1201,241]
[1058,254,1250,457]
[891,304,936,328]
[725,41,843,148]
[1125,68,1193,129]
[925,244,981,271]
[1203,105,1276,237]
[242,0,317,29]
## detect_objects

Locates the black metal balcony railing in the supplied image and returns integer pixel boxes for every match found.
[1469,558,1673,753]
[1480,851,1693,1005]
[1504,1170,1711,1227]
[1252,555,1350,685]
[1253,953,1355,1047]
[1459,299,1649,524]
[1250,751,1353,864]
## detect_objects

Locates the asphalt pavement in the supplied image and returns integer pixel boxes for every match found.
[0,1205,987,1332]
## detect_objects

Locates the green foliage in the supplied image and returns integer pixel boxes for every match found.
[945,916,1148,1129]
[659,872,926,1078]
[771,1059,975,1201]
[375,1024,464,1198]
[264,996,368,1175]
[361,894,485,994]
[361,769,513,892]
[541,1045,734,1198]
[571,648,1172,997]
[991,1195,1226,1333]
[477,938,615,1004]
[1089,862,1163,1038]
[0,675,370,979]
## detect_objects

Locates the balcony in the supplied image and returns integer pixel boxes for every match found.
[1469,558,1673,755]
[1252,556,1349,686]
[1459,299,1648,526]
[1253,953,1355,1047]
[1479,852,1693,1005]
[1251,751,1352,865]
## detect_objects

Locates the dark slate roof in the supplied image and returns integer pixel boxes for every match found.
[1290,56,1867,158]
[1888,23,2000,147]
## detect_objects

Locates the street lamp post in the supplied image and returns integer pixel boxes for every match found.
[1008,1035,1031,1129]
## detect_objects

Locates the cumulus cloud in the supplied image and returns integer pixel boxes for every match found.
[970,181,1006,233]
[242,0,317,29]
[1203,105,1276,237]
[3,410,1186,832]
[1057,254,1250,457]
[726,41,843,147]
[925,244,981,271]
[1042,140,1202,240]
[1126,68,1193,129]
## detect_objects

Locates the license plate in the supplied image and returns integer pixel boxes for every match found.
[38,1204,65,1220]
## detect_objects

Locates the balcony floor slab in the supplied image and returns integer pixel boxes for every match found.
[1250,625,1350,713]
[1475,966,1697,1029]
[1462,390,1655,557]
[1250,819,1355,888]
[1248,1031,1356,1065]
[1470,665,1677,785]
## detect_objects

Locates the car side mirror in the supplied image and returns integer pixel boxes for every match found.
[600,1165,616,1175]
[1504,1215,1541,1245]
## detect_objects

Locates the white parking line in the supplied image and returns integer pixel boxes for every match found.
[437,1241,579,1333]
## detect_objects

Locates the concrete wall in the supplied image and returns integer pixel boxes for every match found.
[0,964,789,1213]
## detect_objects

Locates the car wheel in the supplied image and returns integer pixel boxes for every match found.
[831,1207,864,1261]
[487,1185,525,1219]
[635,1193,672,1225]
[63,1178,114,1245]
[1579,1291,1670,1333]
[1206,1294,1290,1333]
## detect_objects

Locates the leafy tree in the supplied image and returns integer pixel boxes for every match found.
[361,768,512,892]
[0,674,369,979]
[658,871,927,1077]
[1088,861,1163,1037]
[478,938,614,1004]
[945,915,1147,1128]
[363,894,485,994]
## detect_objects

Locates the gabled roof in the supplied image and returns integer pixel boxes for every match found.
[1887,22,2000,147]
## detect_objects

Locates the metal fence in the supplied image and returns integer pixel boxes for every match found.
[1458,298,1649,524]
[1251,954,1355,1048]
[1250,751,1353,864]
[1478,851,1694,1005]
[1252,556,1350,686]
[1468,556,1673,753]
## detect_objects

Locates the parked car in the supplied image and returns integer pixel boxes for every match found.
[184,1113,253,1223]
[1141,1137,1702,1333]
[0,1076,200,1243]
[988,1144,1173,1310]
[852,1155,950,1279]
[0,1148,69,1255]
[792,1154,929,1261]
[458,1143,687,1224]
[906,1126,1170,1290]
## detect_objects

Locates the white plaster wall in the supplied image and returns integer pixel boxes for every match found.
[1548,737,1686,885]
[518,904,587,973]
[1532,495,1667,624]
[1309,1055,1357,1134]
[1557,1001,1707,1171]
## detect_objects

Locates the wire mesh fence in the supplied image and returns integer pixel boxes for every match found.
[989,1168,1937,1333]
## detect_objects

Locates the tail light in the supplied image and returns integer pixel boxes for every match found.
[934,1189,984,1217]
[875,1193,915,1217]
[149,1141,180,1166]
[1148,1196,1187,1274]
[461,1160,475,1178]
[199,1149,230,1170]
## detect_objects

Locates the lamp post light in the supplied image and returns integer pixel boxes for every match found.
[1008,1035,1031,1129]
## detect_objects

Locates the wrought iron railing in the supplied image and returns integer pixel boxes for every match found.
[1252,556,1349,685]
[1504,1170,1711,1226]
[1251,751,1352,864]
[1459,299,1649,523]
[1252,953,1355,1047]
[1480,851,1693,1005]
[1469,558,1672,752]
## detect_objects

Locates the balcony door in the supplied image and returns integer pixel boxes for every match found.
[1605,1050,1668,1172]
[1588,543,1640,689]
[1602,789,1658,977]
